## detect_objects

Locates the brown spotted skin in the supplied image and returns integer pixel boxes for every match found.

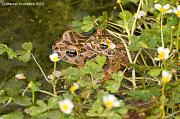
[52,29,129,76]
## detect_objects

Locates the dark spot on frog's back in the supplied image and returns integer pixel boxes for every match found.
[74,59,80,64]
[80,48,87,53]
[53,46,58,51]
[62,41,71,45]
[63,56,69,61]
[89,54,97,59]
[69,32,77,43]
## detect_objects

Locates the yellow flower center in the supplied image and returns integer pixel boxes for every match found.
[159,8,167,13]
[158,52,165,60]
[70,85,78,94]
[104,101,113,109]
[176,11,180,17]
[162,76,171,83]
[62,104,69,111]
[52,57,59,62]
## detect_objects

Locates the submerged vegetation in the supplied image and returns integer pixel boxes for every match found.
[0,0,179,119]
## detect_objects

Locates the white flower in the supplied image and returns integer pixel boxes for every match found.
[48,71,61,80]
[70,83,79,94]
[134,11,146,19]
[59,99,74,114]
[15,73,26,79]
[49,52,60,62]
[103,94,120,109]
[173,5,180,17]
[161,70,172,83]
[154,4,172,14]
[154,47,170,60]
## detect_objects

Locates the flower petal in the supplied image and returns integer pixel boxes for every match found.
[173,8,177,13]
[154,57,160,61]
[162,70,172,78]
[157,47,164,53]
[163,4,169,9]
[164,48,170,53]
[166,9,172,13]
[113,101,120,107]
[177,5,180,10]
[154,4,162,10]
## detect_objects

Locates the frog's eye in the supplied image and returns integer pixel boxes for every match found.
[100,43,108,49]
[66,49,78,57]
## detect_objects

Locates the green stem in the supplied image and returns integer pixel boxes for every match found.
[118,2,131,40]
[160,82,166,118]
[140,52,148,67]
[32,90,35,104]
[31,53,50,83]
[37,90,54,96]
[143,49,156,66]
[160,14,164,48]
[133,49,142,64]
[131,0,143,36]
[170,26,174,51]
[176,20,180,54]
[0,98,12,109]
[107,30,137,89]
[52,62,57,96]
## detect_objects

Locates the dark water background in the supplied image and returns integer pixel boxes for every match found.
[0,0,117,83]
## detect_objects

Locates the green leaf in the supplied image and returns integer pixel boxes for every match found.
[81,16,95,32]
[175,116,180,119]
[71,20,83,33]
[83,60,102,74]
[104,72,123,93]
[147,68,161,77]
[0,44,8,55]
[48,96,60,109]
[118,10,134,29]
[6,48,17,59]
[116,106,128,115]
[128,35,141,51]
[26,100,48,116]
[13,96,32,106]
[2,111,24,119]
[0,96,11,104]
[21,42,32,51]
[33,110,61,119]
[0,43,16,59]
[28,81,41,92]
[112,72,124,81]
[15,50,30,62]
[104,80,120,93]
[5,79,24,97]
[95,55,106,67]
[129,87,161,101]
[89,99,103,114]
[166,14,179,26]
[62,67,81,83]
